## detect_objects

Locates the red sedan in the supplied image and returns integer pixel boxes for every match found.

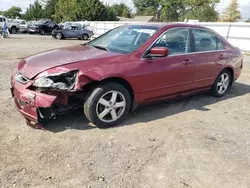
[10,23,243,128]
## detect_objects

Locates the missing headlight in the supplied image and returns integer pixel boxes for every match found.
[33,70,78,91]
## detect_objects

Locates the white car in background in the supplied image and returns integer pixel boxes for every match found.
[0,15,20,34]
[13,19,28,33]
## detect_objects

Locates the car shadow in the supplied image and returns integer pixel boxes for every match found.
[44,82,250,133]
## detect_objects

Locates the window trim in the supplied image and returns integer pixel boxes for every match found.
[141,27,226,60]
[190,28,225,53]
[141,27,192,59]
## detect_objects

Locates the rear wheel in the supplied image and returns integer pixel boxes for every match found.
[56,33,63,40]
[211,69,232,97]
[84,83,131,128]
[11,27,17,34]
[40,29,45,35]
[82,34,89,40]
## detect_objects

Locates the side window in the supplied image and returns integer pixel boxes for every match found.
[153,28,189,55]
[47,21,55,27]
[193,29,223,52]
[0,18,4,22]
[216,37,224,50]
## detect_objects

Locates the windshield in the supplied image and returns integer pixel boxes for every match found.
[36,20,47,25]
[88,25,159,54]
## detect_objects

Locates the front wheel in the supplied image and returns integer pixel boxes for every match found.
[56,33,63,40]
[11,27,17,34]
[82,34,89,40]
[84,83,131,128]
[211,69,232,97]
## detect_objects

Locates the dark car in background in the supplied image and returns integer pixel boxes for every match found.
[28,19,57,35]
[52,25,94,40]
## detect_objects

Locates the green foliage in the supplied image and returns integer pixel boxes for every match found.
[133,0,220,22]
[109,3,132,18]
[246,19,250,23]
[76,0,114,21]
[21,0,118,22]
[3,6,22,18]
[43,0,58,19]
[184,4,219,22]
[220,0,241,22]
[23,0,45,20]
[133,0,160,16]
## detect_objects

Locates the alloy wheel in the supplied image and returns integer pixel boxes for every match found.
[217,73,230,95]
[96,91,126,123]
[56,33,62,40]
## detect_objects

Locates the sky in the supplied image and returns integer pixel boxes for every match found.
[0,0,249,20]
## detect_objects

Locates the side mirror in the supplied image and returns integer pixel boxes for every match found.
[149,47,169,58]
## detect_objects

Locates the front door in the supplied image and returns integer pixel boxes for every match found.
[138,28,195,103]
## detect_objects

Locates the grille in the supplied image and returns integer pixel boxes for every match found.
[15,73,29,84]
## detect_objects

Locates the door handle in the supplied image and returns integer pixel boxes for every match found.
[182,59,193,65]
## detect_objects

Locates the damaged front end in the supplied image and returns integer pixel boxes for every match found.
[12,69,89,129]
[32,70,78,91]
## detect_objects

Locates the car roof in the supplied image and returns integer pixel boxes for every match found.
[127,23,210,30]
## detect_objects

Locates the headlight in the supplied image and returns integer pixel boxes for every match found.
[33,70,78,91]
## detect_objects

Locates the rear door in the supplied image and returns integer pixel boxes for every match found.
[190,28,227,89]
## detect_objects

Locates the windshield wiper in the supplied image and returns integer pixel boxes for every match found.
[91,45,109,51]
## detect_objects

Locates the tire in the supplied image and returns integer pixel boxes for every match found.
[11,27,17,34]
[211,69,232,97]
[40,29,45,35]
[82,34,89,40]
[84,82,131,128]
[56,33,63,40]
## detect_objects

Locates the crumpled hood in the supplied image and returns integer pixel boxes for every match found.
[18,45,118,79]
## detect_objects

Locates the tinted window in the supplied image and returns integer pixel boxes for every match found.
[193,29,224,52]
[153,28,189,55]
[47,21,56,27]
[0,18,5,22]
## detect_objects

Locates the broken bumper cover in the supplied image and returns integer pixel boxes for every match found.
[11,81,57,128]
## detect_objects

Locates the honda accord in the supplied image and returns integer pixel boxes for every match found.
[10,23,243,128]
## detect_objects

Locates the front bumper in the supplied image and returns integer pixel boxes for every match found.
[19,28,27,33]
[11,80,57,127]
[28,28,39,33]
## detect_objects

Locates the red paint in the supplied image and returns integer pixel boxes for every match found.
[11,23,243,125]
[150,47,169,57]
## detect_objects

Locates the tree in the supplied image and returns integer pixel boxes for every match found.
[159,0,185,22]
[43,0,58,20]
[3,6,22,18]
[246,19,250,23]
[183,3,219,22]
[23,0,45,20]
[220,0,241,22]
[133,0,220,22]
[54,0,118,22]
[133,0,160,16]
[76,0,118,21]
[110,3,132,18]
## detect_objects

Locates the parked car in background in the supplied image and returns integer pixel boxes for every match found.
[10,23,243,129]
[28,19,57,35]
[14,19,28,33]
[0,15,19,34]
[52,25,93,40]
[58,21,74,29]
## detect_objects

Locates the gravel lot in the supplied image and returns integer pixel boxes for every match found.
[0,35,250,188]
